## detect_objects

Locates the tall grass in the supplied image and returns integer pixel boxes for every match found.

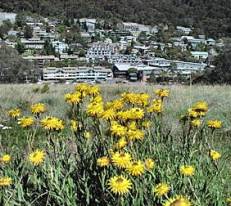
[0,84,230,205]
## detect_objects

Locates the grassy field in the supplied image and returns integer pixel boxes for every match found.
[1,84,231,126]
[0,83,230,205]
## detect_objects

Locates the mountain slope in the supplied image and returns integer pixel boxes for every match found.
[0,0,231,37]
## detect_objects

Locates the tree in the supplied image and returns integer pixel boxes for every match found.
[24,25,33,39]
[15,13,26,28]
[0,20,12,39]
[0,46,37,83]
[200,46,231,84]
[43,40,55,55]
[15,41,25,54]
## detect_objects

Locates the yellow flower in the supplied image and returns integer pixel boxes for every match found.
[18,116,34,128]
[115,137,127,149]
[126,160,145,176]
[117,108,144,121]
[110,122,127,137]
[87,101,104,118]
[209,150,221,161]
[145,158,155,170]
[28,149,45,166]
[0,177,12,187]
[154,183,170,197]
[31,103,46,114]
[187,108,199,118]
[0,154,11,164]
[71,120,78,132]
[121,93,149,106]
[180,165,195,176]
[207,120,222,129]
[127,129,144,141]
[111,152,132,169]
[155,89,169,98]
[75,83,91,95]
[88,85,100,96]
[106,99,124,111]
[84,131,92,139]
[191,119,201,127]
[102,109,116,121]
[8,108,21,118]
[41,116,64,131]
[192,101,208,113]
[64,92,82,104]
[147,99,163,113]
[97,156,110,167]
[108,175,132,195]
[163,195,192,206]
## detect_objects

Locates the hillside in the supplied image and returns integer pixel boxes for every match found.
[0,0,231,37]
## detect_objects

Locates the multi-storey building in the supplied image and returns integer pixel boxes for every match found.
[21,38,45,49]
[43,66,113,81]
[86,42,118,62]
[22,55,57,68]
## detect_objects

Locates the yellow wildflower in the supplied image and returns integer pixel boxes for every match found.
[126,160,145,176]
[209,150,221,161]
[111,152,132,169]
[97,156,110,167]
[31,103,46,114]
[192,101,208,113]
[0,177,12,187]
[18,116,34,128]
[191,119,201,127]
[64,92,82,104]
[108,175,132,195]
[163,195,192,206]
[84,131,92,139]
[115,137,127,149]
[88,85,100,96]
[180,165,195,176]
[127,129,144,141]
[145,158,155,170]
[155,88,169,98]
[207,120,222,129]
[110,122,127,137]
[147,99,163,113]
[71,120,78,132]
[154,183,170,197]
[28,149,45,166]
[41,116,64,131]
[0,154,11,164]
[8,108,21,118]
[102,109,116,121]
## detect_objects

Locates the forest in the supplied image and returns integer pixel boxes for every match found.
[0,0,231,37]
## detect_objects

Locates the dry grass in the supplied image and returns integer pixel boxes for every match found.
[0,84,231,129]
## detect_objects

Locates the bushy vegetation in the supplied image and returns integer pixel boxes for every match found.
[0,46,38,83]
[0,84,230,205]
[1,0,231,37]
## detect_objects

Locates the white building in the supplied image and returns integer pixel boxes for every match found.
[191,51,209,60]
[43,66,113,81]
[118,22,158,36]
[86,42,118,61]
[21,38,45,49]
[0,12,16,25]
[23,55,57,68]
[79,18,96,32]
[108,54,142,64]
[52,41,69,54]
[176,26,192,35]
[147,58,207,74]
